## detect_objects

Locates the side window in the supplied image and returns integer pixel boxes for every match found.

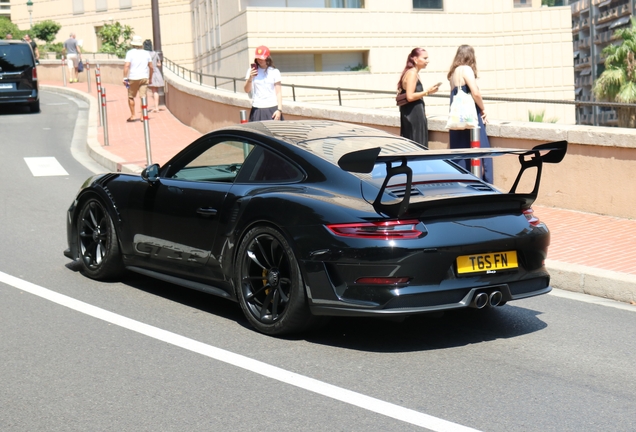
[171,140,254,182]
[236,146,304,183]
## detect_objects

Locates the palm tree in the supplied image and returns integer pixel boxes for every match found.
[593,18,636,127]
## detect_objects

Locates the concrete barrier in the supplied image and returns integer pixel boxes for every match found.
[37,59,636,219]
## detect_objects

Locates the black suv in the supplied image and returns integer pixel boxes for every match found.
[0,40,39,113]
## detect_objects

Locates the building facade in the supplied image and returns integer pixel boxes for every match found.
[571,0,636,126]
[10,0,575,123]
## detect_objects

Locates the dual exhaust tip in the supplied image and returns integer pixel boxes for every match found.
[471,291,504,309]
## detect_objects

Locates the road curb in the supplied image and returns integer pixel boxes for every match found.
[42,85,142,174]
[546,259,636,305]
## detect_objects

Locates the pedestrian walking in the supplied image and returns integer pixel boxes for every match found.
[143,39,165,112]
[397,47,440,147]
[447,44,493,183]
[243,46,283,121]
[123,35,153,122]
[23,34,39,62]
[62,33,82,83]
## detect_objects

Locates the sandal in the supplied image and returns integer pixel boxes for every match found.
[126,117,137,122]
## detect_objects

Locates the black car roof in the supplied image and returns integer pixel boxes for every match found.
[229,120,401,145]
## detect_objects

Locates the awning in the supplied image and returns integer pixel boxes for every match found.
[596,21,612,30]
[580,68,592,76]
[609,16,631,30]
[598,0,612,7]
[573,50,580,58]
[575,88,583,95]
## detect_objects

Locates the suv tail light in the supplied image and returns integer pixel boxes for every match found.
[32,67,38,81]
[326,219,425,239]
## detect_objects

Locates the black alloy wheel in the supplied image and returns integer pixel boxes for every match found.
[236,226,315,335]
[76,198,124,280]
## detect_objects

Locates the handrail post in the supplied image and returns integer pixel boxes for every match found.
[233,78,237,93]
[101,87,109,147]
[470,127,482,179]
[337,88,342,106]
[292,84,296,101]
[214,76,217,89]
[141,96,153,166]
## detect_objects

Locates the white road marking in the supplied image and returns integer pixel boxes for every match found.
[0,270,479,432]
[24,157,69,177]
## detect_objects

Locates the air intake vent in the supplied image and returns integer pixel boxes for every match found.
[467,183,495,192]
[387,186,421,198]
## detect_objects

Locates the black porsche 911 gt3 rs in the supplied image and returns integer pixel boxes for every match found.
[64,120,567,335]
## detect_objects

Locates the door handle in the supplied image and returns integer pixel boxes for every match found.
[196,207,218,217]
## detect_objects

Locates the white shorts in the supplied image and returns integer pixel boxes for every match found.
[66,54,79,68]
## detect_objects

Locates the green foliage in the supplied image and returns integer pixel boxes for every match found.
[97,22,134,59]
[344,63,369,72]
[41,42,64,58]
[594,18,636,103]
[0,17,25,40]
[593,18,636,127]
[31,20,62,43]
[528,109,558,123]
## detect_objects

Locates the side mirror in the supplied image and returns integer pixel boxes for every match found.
[141,163,160,183]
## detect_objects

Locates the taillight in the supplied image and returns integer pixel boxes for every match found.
[523,208,540,226]
[326,219,425,239]
[32,67,38,81]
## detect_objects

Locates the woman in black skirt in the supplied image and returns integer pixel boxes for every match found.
[397,48,440,146]
[243,45,283,121]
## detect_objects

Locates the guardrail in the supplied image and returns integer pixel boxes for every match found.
[162,57,636,111]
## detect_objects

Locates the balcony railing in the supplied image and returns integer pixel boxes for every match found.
[162,57,636,113]
[597,7,620,24]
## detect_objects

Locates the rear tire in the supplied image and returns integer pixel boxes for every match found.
[76,198,125,280]
[29,100,40,113]
[235,226,317,336]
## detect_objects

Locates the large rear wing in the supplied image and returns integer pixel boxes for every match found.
[337,141,568,218]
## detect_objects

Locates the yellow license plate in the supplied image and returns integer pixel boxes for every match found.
[456,251,518,274]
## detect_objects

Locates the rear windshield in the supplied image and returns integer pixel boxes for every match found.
[298,136,459,180]
[0,44,34,72]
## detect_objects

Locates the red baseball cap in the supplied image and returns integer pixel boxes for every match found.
[255,46,270,60]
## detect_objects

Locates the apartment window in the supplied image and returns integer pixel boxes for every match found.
[95,0,107,12]
[73,0,84,14]
[413,0,442,9]
[274,51,367,72]
[119,0,132,9]
[246,0,364,7]
[514,0,532,7]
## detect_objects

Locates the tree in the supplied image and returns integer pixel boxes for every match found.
[593,18,636,128]
[0,17,24,40]
[31,20,62,43]
[97,22,134,59]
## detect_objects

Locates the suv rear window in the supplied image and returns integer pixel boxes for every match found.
[0,44,34,72]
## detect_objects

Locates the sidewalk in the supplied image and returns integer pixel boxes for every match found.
[42,80,636,306]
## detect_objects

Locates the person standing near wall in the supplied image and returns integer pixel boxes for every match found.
[397,47,440,147]
[447,44,493,184]
[123,35,153,122]
[143,39,165,112]
[243,46,283,121]
[62,33,82,83]
[23,34,39,63]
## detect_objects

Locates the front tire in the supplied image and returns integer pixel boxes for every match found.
[235,226,315,336]
[76,198,125,280]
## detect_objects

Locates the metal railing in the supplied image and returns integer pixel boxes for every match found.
[162,57,636,112]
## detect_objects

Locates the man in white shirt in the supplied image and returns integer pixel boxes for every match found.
[123,35,153,122]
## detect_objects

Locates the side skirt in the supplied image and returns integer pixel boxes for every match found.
[127,266,234,300]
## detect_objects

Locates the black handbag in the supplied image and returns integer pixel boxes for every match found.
[77,60,84,72]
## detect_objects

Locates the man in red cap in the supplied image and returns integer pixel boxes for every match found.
[243,45,283,121]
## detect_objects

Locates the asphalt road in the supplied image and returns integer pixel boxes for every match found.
[1,91,635,432]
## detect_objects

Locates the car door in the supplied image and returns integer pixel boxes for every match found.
[133,136,255,283]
